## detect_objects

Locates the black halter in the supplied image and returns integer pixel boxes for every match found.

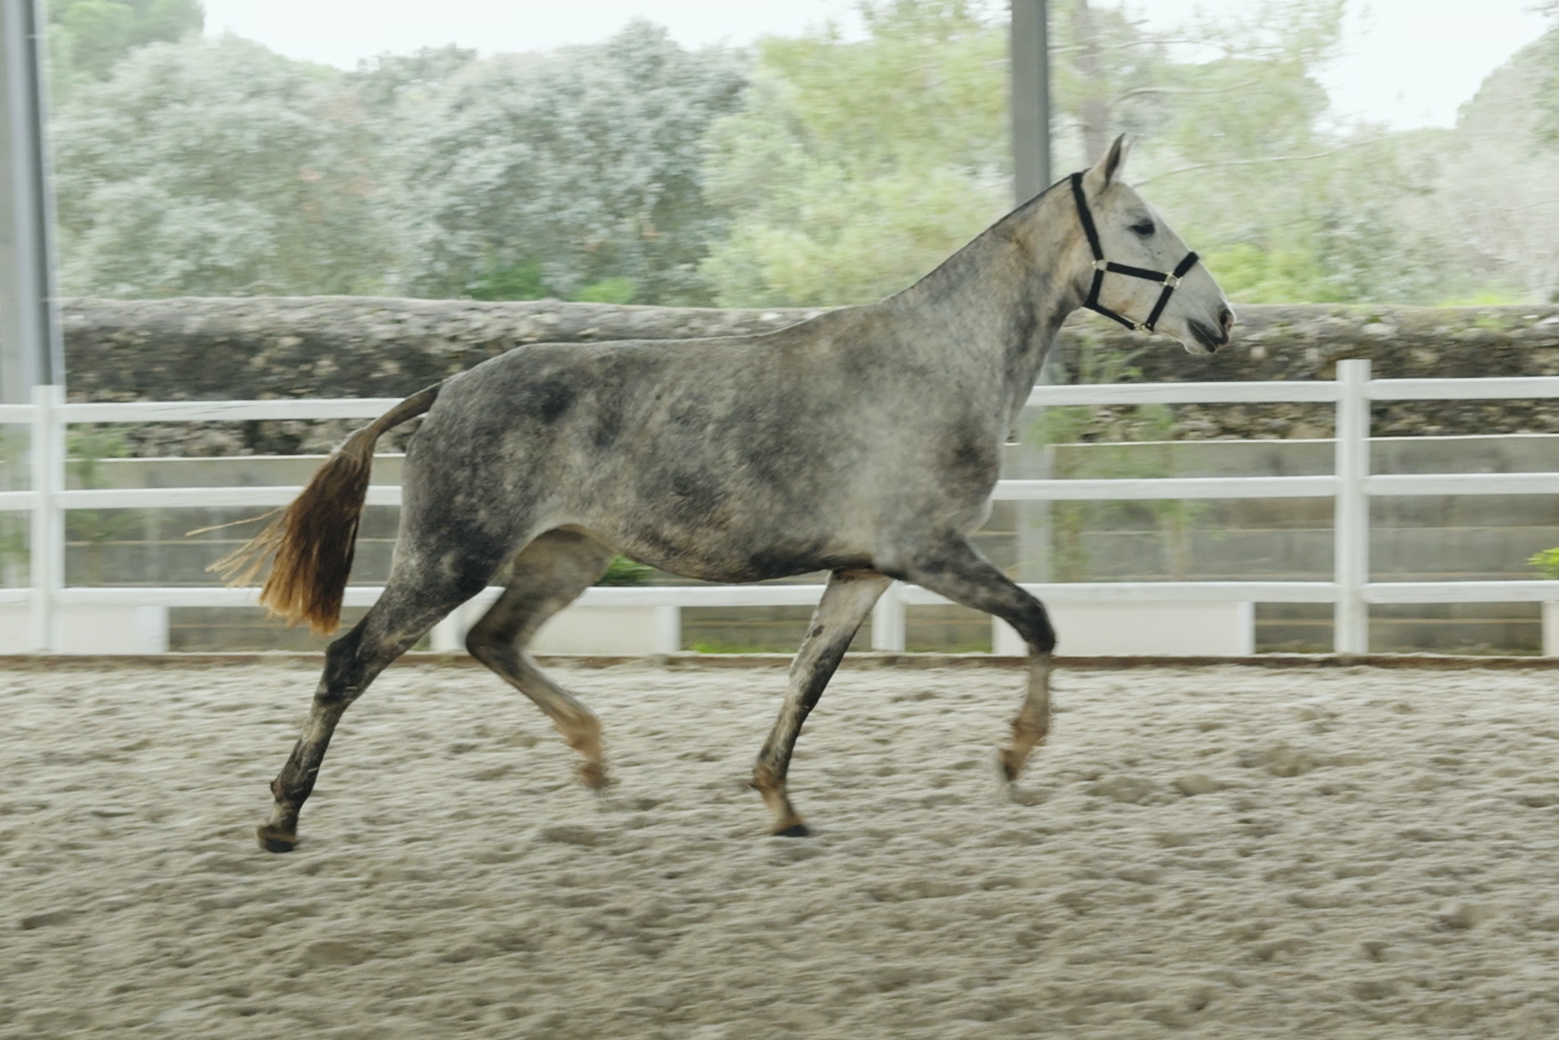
[1069,172,1200,335]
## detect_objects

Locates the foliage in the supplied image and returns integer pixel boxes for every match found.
[64,427,134,585]
[46,0,204,103]
[47,24,747,305]
[51,36,396,297]
[390,22,749,305]
[1198,243,1332,304]
[700,0,1010,306]
[1533,4,1559,149]
[573,278,640,305]
[40,0,1551,312]
[1529,547,1559,580]
[1434,29,1559,304]
[697,0,1471,308]
[0,432,27,581]
[464,257,547,303]
[595,555,654,586]
[0,425,139,585]
[1101,0,1443,305]
[342,44,478,120]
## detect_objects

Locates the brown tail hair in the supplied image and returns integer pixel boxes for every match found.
[209,384,441,635]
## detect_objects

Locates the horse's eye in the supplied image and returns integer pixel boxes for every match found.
[1130,220,1155,237]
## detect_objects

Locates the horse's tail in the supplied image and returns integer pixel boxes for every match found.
[209,383,442,636]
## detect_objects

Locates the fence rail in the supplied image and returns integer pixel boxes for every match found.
[4,358,1559,654]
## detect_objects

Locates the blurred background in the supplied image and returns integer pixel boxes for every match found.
[38,0,1559,308]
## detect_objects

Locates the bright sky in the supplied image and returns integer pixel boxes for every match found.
[198,0,1552,131]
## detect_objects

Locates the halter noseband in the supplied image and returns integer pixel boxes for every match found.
[1069,172,1200,335]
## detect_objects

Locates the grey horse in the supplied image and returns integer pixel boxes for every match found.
[217,136,1235,850]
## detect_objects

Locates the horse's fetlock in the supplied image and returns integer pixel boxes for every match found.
[578,761,614,791]
[1011,718,1050,741]
[750,763,783,794]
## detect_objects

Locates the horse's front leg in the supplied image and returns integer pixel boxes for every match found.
[752,569,891,836]
[891,536,1056,784]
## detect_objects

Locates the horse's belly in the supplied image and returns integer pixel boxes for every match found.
[609,526,874,584]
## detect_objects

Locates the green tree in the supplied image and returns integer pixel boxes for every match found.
[343,44,479,119]
[1060,0,1423,303]
[1433,30,1559,303]
[700,0,1382,308]
[703,0,1473,307]
[391,22,749,305]
[1532,3,1559,148]
[51,36,398,297]
[47,0,204,103]
[700,0,1011,307]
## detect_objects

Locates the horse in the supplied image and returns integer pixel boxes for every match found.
[216,136,1235,851]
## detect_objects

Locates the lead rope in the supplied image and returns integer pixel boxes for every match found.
[1068,172,1199,335]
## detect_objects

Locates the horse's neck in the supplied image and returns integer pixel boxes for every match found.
[886,186,1082,415]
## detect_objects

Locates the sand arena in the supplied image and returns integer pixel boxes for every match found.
[5,658,1559,1039]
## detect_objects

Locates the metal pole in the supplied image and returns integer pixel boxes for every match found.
[1,0,63,398]
[1010,2,1053,587]
[3,0,65,651]
[1010,0,1051,205]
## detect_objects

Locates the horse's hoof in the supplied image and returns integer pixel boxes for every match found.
[998,750,1022,783]
[578,765,615,793]
[772,822,811,838]
[257,825,298,853]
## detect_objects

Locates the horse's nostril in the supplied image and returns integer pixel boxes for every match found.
[1219,306,1235,334]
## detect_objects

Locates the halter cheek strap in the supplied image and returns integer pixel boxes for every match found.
[1069,172,1200,335]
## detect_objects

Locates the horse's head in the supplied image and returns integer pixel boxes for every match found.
[1071,135,1234,354]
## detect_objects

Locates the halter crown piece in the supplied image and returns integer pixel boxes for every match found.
[1069,172,1200,335]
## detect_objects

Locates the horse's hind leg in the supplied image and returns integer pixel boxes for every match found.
[891,537,1056,784]
[257,565,493,852]
[464,529,617,791]
[752,568,891,836]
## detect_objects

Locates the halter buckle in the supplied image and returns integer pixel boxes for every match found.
[1092,258,1109,272]
[1163,274,1181,288]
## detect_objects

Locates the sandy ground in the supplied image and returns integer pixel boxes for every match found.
[4,657,1559,1039]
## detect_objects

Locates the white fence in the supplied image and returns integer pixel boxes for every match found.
[4,357,1559,655]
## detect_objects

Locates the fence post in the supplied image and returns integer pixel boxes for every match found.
[428,610,464,653]
[871,581,906,652]
[29,382,62,651]
[653,604,680,655]
[1334,359,1370,654]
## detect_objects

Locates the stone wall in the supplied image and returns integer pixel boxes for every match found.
[58,297,1559,456]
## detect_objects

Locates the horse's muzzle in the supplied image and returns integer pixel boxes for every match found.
[1187,306,1236,353]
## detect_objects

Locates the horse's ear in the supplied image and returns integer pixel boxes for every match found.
[1085,134,1131,191]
